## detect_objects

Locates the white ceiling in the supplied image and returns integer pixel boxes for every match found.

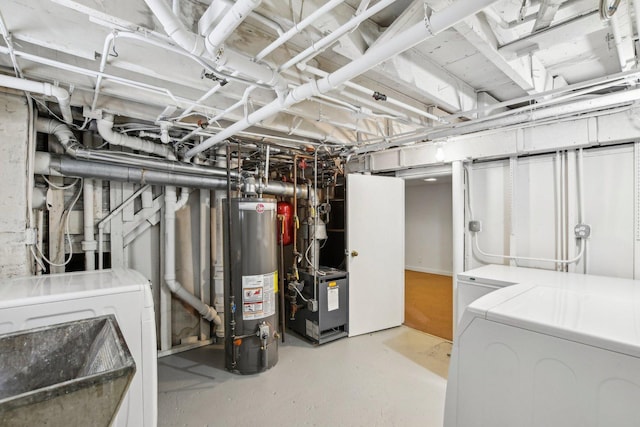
[0,0,635,157]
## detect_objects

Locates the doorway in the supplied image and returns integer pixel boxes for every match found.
[404,175,453,341]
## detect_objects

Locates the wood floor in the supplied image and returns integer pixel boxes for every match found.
[404,270,453,341]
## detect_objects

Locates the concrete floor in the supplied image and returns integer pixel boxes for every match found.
[158,326,452,427]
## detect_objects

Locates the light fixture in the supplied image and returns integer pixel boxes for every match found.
[424,178,437,182]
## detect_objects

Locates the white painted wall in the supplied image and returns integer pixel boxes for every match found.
[0,92,30,278]
[466,145,638,279]
[405,179,453,276]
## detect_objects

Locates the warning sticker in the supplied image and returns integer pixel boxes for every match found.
[242,271,277,320]
[327,286,339,312]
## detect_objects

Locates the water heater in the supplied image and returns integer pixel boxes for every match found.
[223,198,279,374]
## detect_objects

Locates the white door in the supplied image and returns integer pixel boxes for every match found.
[347,173,405,336]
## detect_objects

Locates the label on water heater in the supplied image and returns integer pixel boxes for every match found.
[241,271,276,320]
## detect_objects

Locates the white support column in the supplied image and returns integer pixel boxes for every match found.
[199,189,212,341]
[451,161,465,336]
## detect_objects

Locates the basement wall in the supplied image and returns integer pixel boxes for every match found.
[466,144,638,279]
[405,180,453,276]
[0,92,30,278]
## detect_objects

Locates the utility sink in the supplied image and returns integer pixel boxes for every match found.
[0,315,136,427]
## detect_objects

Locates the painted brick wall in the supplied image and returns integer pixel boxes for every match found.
[0,92,30,278]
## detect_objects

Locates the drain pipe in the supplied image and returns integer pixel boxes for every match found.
[82,132,97,271]
[0,74,73,125]
[97,114,177,160]
[166,185,222,324]
[185,0,499,159]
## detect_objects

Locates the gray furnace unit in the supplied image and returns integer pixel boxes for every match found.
[288,267,348,344]
[223,198,279,374]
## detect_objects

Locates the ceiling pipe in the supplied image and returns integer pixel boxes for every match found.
[0,44,345,145]
[425,87,640,140]
[203,0,262,49]
[143,0,286,92]
[35,152,308,198]
[36,118,239,179]
[185,0,500,159]
[255,0,346,61]
[0,74,73,124]
[278,0,399,72]
[97,113,177,160]
[299,64,445,123]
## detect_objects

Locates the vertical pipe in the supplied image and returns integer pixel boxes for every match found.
[508,157,517,266]
[577,148,587,273]
[292,155,299,280]
[83,179,96,271]
[451,161,465,336]
[82,132,96,270]
[555,151,562,271]
[159,194,171,351]
[200,189,212,339]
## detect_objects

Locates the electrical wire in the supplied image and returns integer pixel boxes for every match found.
[34,178,83,267]
[291,283,309,302]
[41,175,80,190]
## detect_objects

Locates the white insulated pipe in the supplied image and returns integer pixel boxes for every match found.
[176,187,190,210]
[97,113,177,160]
[204,0,262,49]
[300,64,444,123]
[186,0,500,159]
[427,87,640,140]
[143,0,284,90]
[0,74,73,124]
[165,186,222,325]
[82,132,96,271]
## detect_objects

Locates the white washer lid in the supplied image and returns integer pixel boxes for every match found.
[468,281,640,358]
[0,269,149,308]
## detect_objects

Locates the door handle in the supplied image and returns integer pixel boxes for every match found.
[351,250,359,257]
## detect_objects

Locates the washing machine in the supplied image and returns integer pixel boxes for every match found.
[445,273,640,427]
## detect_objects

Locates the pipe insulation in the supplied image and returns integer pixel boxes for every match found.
[35,152,308,197]
[0,74,73,124]
[143,0,285,90]
[36,118,239,179]
[97,114,177,160]
[185,0,500,159]
[165,185,222,324]
[203,0,262,49]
